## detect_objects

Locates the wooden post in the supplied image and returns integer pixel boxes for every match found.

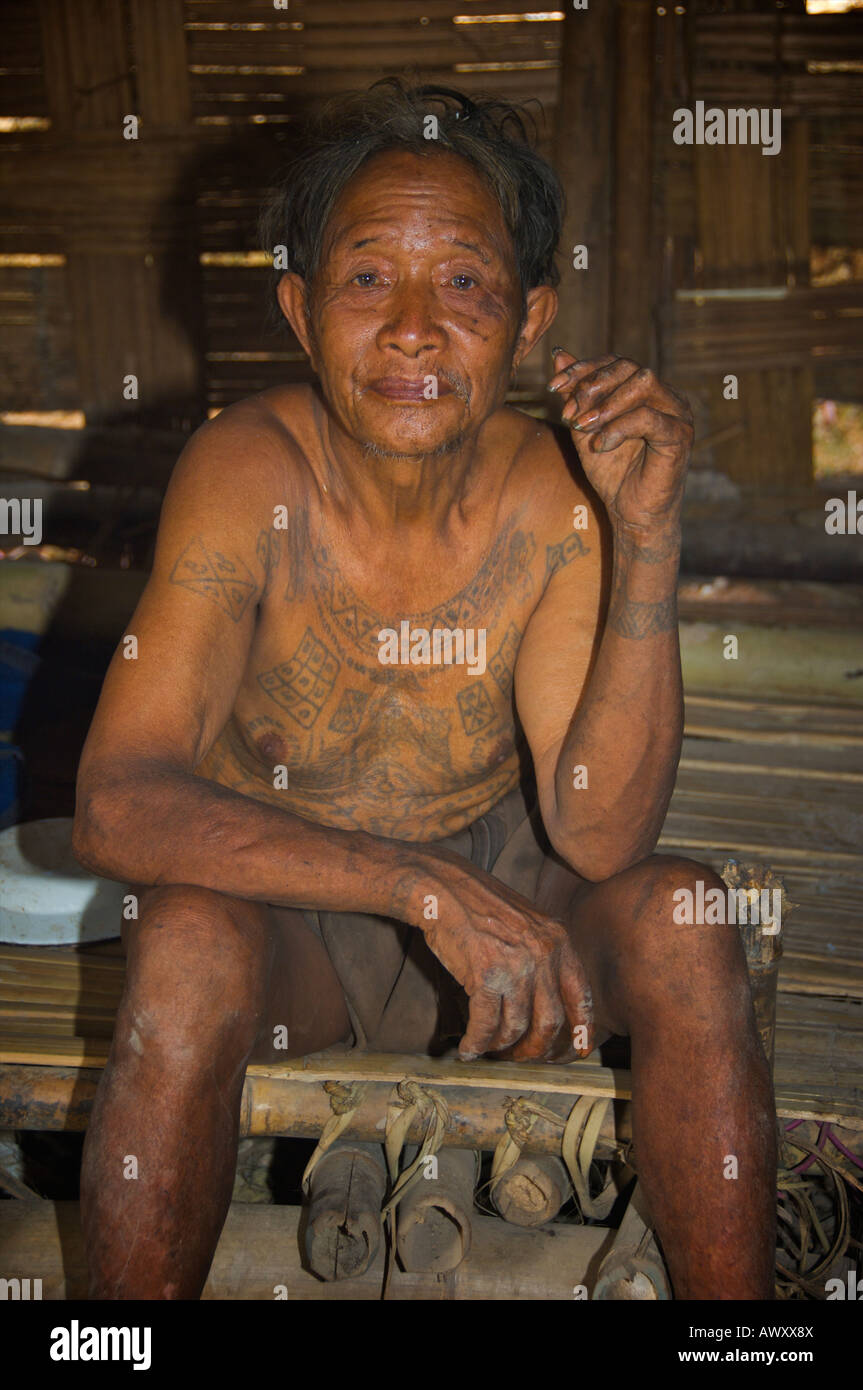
[39,0,133,132]
[130,0,192,129]
[396,1146,478,1273]
[721,859,786,1071]
[612,0,657,366]
[552,0,617,363]
[592,1179,672,1299]
[491,1153,572,1228]
[302,1140,387,1281]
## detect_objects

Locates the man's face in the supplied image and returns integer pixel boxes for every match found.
[294,150,527,459]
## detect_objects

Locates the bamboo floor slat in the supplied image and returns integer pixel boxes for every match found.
[0,692,861,1124]
[663,703,863,1007]
[683,693,863,747]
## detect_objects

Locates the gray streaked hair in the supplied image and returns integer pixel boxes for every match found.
[259,76,563,325]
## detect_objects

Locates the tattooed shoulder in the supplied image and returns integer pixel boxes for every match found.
[256,528,282,597]
[169,536,257,622]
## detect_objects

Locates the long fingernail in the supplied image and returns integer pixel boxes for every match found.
[574,411,600,429]
[459,1050,478,1062]
[551,345,565,355]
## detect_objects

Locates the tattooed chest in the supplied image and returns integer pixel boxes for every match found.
[231,604,527,808]
[194,513,591,836]
[201,523,544,830]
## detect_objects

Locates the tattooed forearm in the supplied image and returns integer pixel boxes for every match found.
[614,525,681,565]
[388,869,419,923]
[606,524,680,639]
[608,546,678,639]
[608,591,678,639]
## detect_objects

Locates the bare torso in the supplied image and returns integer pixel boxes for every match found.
[194,384,592,840]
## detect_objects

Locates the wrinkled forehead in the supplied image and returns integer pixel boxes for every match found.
[318,149,518,275]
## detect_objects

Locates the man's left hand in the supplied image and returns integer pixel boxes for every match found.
[549,349,693,534]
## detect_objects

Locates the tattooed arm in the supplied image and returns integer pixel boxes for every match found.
[536,513,683,881]
[515,357,691,881]
[72,401,424,916]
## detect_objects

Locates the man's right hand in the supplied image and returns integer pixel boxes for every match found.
[395,847,593,1063]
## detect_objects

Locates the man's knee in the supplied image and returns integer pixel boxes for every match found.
[594,855,753,1022]
[611,854,734,946]
[117,884,272,1066]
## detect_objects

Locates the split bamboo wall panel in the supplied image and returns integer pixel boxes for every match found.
[0,0,861,482]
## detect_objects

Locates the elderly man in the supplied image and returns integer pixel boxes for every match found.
[73,80,776,1300]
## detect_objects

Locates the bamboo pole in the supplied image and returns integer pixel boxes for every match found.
[0,1061,628,1155]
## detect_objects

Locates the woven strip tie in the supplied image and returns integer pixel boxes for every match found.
[489,1093,617,1221]
[382,1079,450,1220]
[300,1080,368,1194]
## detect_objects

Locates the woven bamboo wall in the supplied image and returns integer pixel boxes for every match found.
[0,0,861,487]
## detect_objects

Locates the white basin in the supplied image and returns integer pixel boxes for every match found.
[0,818,125,944]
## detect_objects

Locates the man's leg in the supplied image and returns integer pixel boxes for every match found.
[536,853,777,1300]
[81,884,350,1299]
